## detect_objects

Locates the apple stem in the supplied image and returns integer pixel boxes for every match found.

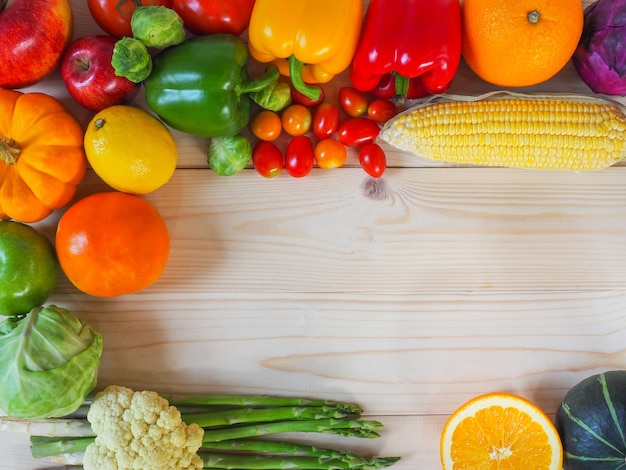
[0,136,21,165]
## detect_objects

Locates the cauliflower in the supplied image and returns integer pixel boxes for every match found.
[83,385,204,470]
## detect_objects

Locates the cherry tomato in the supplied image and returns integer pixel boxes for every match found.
[252,141,283,178]
[314,138,347,169]
[369,74,430,100]
[281,104,312,137]
[250,110,282,141]
[337,118,380,147]
[338,86,369,117]
[312,102,340,140]
[87,0,173,38]
[290,84,325,107]
[367,99,398,124]
[285,136,314,178]
[359,143,386,178]
[172,0,255,36]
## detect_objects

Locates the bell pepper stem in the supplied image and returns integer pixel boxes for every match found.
[288,56,322,102]
[0,136,20,165]
[237,65,280,95]
[393,73,410,106]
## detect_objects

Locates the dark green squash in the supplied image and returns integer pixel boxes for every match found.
[556,370,626,470]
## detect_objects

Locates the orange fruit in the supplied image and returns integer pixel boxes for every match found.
[440,392,563,469]
[55,192,170,297]
[461,0,584,87]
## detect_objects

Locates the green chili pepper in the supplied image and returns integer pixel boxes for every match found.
[144,34,280,138]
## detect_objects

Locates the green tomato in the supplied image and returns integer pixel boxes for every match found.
[0,221,59,316]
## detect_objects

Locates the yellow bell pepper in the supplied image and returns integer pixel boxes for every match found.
[247,0,363,100]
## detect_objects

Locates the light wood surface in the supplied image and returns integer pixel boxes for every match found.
[3,1,624,468]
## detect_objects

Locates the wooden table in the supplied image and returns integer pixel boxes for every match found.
[4,1,625,468]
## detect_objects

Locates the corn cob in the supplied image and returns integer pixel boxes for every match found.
[379,94,626,170]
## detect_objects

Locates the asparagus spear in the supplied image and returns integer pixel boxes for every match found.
[201,418,384,442]
[182,404,360,428]
[200,452,400,469]
[168,395,363,415]
[30,436,93,459]
[201,439,400,468]
[0,416,94,437]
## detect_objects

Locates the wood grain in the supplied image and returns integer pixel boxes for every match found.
[3,0,625,469]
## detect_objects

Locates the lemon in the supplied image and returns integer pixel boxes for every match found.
[84,105,177,194]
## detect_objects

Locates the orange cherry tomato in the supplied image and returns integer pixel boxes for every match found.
[281,104,312,136]
[315,138,347,169]
[250,110,282,141]
[367,99,398,123]
[55,192,170,297]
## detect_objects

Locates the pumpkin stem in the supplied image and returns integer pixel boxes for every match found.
[0,136,20,165]
[527,10,541,24]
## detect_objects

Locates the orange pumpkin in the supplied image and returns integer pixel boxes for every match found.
[0,90,86,223]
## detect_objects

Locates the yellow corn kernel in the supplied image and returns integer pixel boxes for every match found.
[379,95,626,170]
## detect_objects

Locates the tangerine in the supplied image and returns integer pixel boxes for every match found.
[440,392,563,469]
[461,0,584,87]
[55,192,170,297]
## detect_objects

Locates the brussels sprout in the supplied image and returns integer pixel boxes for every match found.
[250,80,292,112]
[208,135,252,176]
[112,37,153,83]
[131,6,186,49]
[0,305,103,418]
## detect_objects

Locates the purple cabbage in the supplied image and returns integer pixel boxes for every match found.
[572,0,626,95]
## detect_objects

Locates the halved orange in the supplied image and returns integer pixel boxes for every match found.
[440,392,563,469]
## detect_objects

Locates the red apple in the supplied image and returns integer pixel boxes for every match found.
[61,35,141,112]
[0,0,73,89]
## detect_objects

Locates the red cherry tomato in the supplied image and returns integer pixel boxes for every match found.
[359,143,386,178]
[290,84,325,107]
[87,0,173,38]
[314,138,347,169]
[338,86,369,117]
[367,99,398,124]
[285,136,314,178]
[337,118,380,147]
[252,141,283,178]
[369,74,430,100]
[281,104,312,137]
[172,0,255,36]
[312,102,340,140]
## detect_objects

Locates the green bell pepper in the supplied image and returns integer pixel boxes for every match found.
[144,34,280,138]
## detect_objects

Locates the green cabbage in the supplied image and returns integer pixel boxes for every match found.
[0,305,103,418]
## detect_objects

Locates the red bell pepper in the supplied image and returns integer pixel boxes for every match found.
[349,0,462,104]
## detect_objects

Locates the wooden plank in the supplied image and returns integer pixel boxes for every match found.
[39,289,626,416]
[39,167,626,294]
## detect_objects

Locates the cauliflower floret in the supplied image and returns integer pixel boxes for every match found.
[83,385,204,470]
